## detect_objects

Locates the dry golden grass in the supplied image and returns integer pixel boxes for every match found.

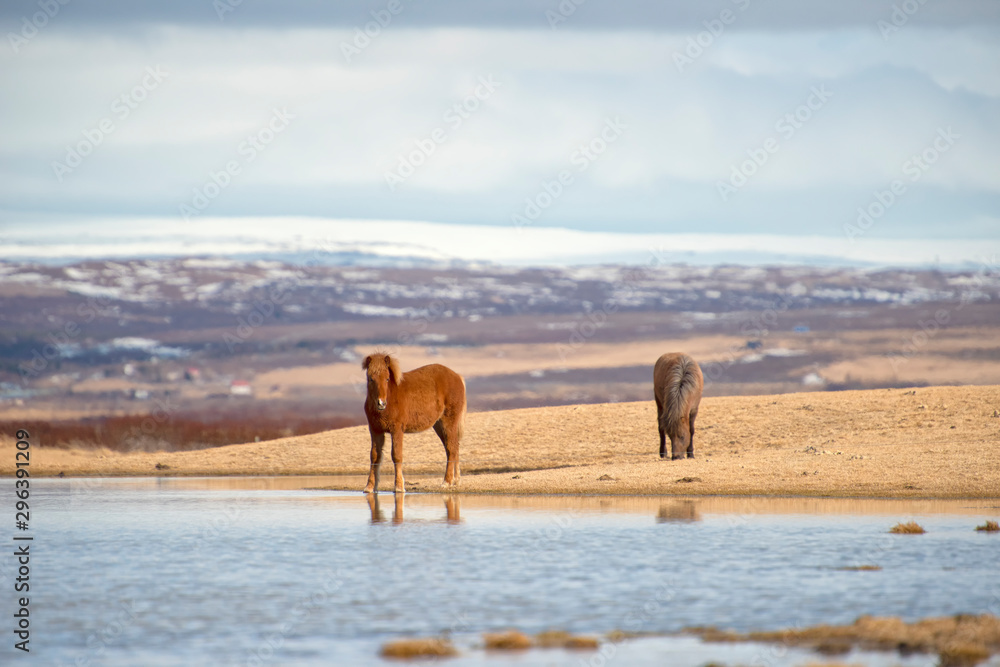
[836,565,882,571]
[691,614,1000,666]
[379,637,457,659]
[534,630,600,650]
[483,630,533,651]
[939,644,992,667]
[890,521,926,534]
[533,630,571,648]
[975,520,999,532]
[563,636,600,650]
[3,385,999,498]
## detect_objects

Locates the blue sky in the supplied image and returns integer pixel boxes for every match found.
[1,0,998,248]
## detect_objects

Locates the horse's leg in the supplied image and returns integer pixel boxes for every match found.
[433,419,458,486]
[363,430,385,493]
[449,412,461,484]
[390,429,405,494]
[687,409,698,459]
[655,396,667,458]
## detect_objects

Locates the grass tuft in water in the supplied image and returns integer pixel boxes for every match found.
[380,637,457,659]
[975,520,999,532]
[837,565,882,571]
[938,643,991,667]
[534,630,570,648]
[564,636,600,650]
[890,521,926,534]
[691,613,1000,665]
[483,630,533,651]
[535,630,600,650]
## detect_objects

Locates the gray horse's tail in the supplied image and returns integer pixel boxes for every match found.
[663,356,701,434]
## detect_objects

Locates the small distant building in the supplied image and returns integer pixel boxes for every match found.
[229,380,253,396]
[123,363,136,377]
[337,349,359,362]
[802,372,826,387]
[131,388,150,400]
[184,367,201,381]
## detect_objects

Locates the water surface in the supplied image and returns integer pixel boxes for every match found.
[2,477,998,666]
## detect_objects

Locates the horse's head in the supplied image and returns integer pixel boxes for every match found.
[669,422,691,460]
[362,352,402,411]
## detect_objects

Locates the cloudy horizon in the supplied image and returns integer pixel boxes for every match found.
[1,1,998,265]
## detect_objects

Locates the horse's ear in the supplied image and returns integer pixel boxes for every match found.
[387,356,402,385]
[361,355,372,371]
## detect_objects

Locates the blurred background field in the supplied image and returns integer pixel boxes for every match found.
[2,258,998,453]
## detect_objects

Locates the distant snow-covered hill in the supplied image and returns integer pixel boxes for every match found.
[1,217,996,269]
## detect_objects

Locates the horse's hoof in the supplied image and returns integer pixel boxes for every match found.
[394,487,405,494]
[363,487,374,494]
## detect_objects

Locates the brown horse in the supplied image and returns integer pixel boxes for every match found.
[653,353,703,460]
[361,352,466,494]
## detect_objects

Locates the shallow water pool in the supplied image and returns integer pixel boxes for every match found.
[2,477,998,666]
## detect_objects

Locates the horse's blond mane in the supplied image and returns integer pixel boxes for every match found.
[362,350,402,385]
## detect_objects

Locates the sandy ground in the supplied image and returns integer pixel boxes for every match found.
[4,385,999,498]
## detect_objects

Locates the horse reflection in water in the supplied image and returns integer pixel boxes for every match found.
[365,494,461,525]
[656,500,701,523]
[366,493,406,524]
